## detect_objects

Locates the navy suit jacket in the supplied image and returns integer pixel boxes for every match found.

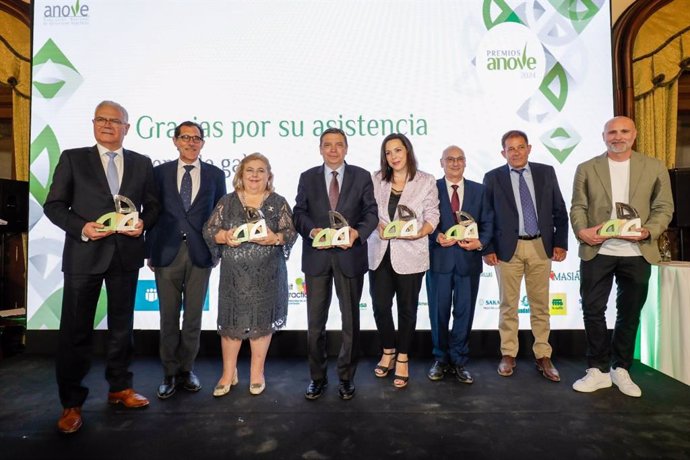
[146,160,226,268]
[429,178,494,276]
[44,146,160,274]
[293,163,378,278]
[482,162,568,262]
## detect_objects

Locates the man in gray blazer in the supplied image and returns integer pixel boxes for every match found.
[570,116,673,398]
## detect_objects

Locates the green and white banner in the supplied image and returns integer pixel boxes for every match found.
[29,0,613,330]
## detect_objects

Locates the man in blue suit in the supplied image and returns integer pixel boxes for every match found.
[427,146,494,384]
[146,121,226,399]
[293,127,378,401]
[482,130,568,382]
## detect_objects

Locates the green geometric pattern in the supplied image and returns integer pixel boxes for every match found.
[540,126,581,163]
[32,38,82,100]
[30,125,61,206]
[549,0,604,34]
[539,61,568,112]
[27,287,109,329]
[482,0,524,30]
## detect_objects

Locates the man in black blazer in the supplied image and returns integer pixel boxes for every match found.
[293,128,378,400]
[482,130,568,382]
[146,121,226,399]
[427,146,494,384]
[44,101,160,434]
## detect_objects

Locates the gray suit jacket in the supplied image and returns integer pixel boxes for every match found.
[570,150,674,263]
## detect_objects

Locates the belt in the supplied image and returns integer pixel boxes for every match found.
[181,233,188,241]
[517,234,540,240]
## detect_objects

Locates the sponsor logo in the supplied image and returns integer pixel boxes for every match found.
[549,270,580,281]
[550,293,567,315]
[479,298,500,309]
[42,0,90,24]
[134,280,210,311]
[288,277,307,305]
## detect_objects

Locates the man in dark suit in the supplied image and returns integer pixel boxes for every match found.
[427,146,494,384]
[146,121,226,399]
[293,127,378,400]
[44,100,160,434]
[482,130,568,382]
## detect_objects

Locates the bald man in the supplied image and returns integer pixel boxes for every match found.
[570,116,673,398]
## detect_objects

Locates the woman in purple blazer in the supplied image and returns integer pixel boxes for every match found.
[367,133,440,388]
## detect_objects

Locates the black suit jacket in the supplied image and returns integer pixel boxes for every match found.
[293,163,378,278]
[44,146,160,274]
[146,160,226,268]
[482,162,568,262]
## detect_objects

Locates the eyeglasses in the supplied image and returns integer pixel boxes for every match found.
[93,117,126,126]
[444,156,466,163]
[177,135,204,143]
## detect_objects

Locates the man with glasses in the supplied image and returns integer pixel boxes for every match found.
[426,146,494,384]
[146,121,226,399]
[44,100,160,434]
[482,130,568,382]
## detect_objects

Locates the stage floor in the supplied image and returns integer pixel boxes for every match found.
[1,354,689,459]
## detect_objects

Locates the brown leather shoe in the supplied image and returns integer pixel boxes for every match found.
[535,357,561,382]
[108,388,150,408]
[57,407,82,434]
[497,356,516,376]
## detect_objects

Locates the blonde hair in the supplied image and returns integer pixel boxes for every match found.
[232,152,274,192]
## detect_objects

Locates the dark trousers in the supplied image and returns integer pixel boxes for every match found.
[368,250,424,355]
[426,269,479,367]
[57,254,139,408]
[580,254,651,372]
[155,242,211,377]
[306,254,363,382]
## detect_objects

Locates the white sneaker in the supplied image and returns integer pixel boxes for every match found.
[572,368,612,393]
[611,367,642,397]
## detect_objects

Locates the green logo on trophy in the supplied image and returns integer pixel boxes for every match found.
[445,211,479,240]
[96,195,139,232]
[312,211,350,247]
[383,205,418,239]
[598,202,642,237]
[233,207,268,243]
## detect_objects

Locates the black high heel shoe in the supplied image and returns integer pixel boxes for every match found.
[393,359,409,389]
[374,351,397,378]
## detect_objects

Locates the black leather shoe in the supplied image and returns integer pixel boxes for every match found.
[338,380,355,400]
[427,361,451,381]
[157,376,177,399]
[305,379,328,400]
[454,365,474,384]
[179,371,202,392]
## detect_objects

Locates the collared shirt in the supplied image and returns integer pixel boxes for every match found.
[97,144,123,189]
[324,163,345,193]
[177,158,202,204]
[508,163,539,236]
[444,177,464,211]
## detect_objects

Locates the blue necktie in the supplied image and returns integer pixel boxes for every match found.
[181,165,194,211]
[513,168,539,236]
[105,152,119,195]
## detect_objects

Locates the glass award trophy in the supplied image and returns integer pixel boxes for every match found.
[598,202,642,237]
[233,207,268,243]
[445,211,479,240]
[383,205,418,239]
[96,195,139,232]
[312,211,350,247]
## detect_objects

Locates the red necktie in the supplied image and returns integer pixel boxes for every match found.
[329,171,339,210]
[451,184,459,222]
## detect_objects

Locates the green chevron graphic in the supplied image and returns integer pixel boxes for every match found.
[27,287,109,329]
[483,0,524,30]
[549,0,604,34]
[539,62,568,112]
[32,38,82,100]
[541,126,581,164]
[30,125,61,206]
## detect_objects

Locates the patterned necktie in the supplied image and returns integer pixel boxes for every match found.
[514,168,539,236]
[329,171,339,210]
[181,165,194,211]
[105,152,119,195]
[451,184,460,223]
